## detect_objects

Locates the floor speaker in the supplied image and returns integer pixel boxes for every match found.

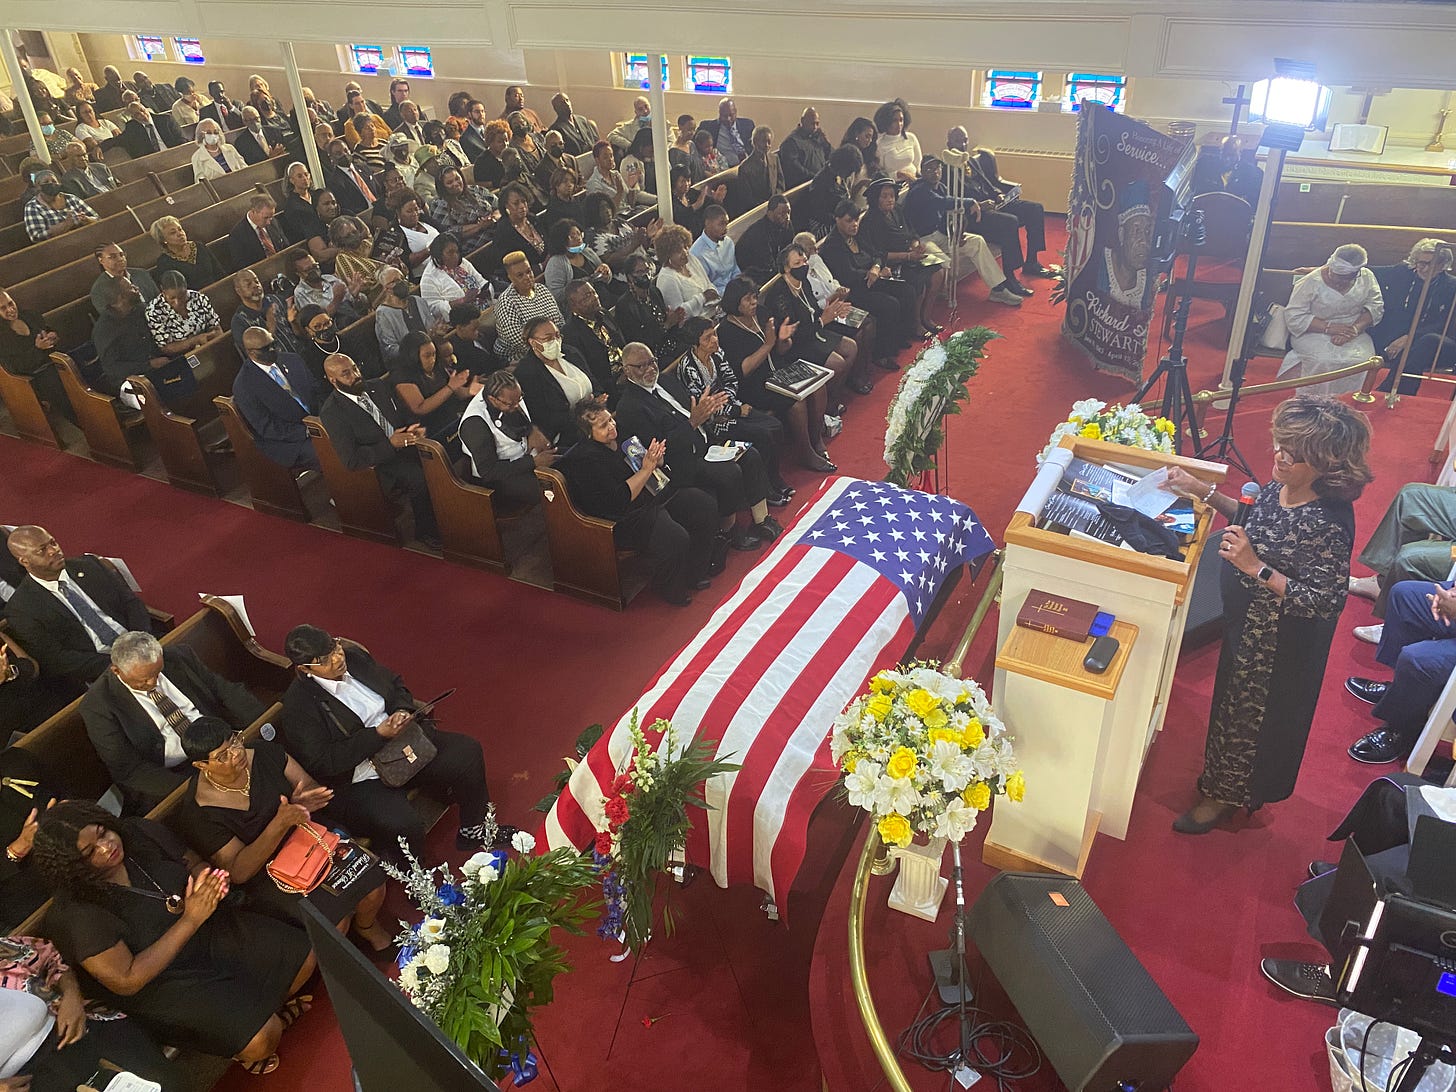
[967,873,1198,1091]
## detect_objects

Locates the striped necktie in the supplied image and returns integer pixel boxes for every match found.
[59,580,125,646]
[268,364,308,409]
[358,392,391,434]
[145,686,192,734]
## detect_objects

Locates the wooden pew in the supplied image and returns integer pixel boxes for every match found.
[0,364,65,449]
[534,466,639,609]
[416,438,529,573]
[303,415,405,545]
[1275,180,1456,229]
[0,183,215,288]
[126,372,223,496]
[110,142,195,185]
[726,180,810,245]
[214,395,311,521]
[54,352,146,469]
[205,156,290,204]
[1263,222,1456,270]
[0,177,161,256]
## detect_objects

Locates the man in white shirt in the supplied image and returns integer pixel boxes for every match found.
[689,206,741,294]
[80,631,267,812]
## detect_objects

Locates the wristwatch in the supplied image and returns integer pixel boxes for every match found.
[1257,564,1274,583]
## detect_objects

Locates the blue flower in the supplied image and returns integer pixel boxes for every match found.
[396,944,418,970]
[437,884,466,907]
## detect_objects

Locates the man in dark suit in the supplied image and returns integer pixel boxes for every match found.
[613,342,774,554]
[698,98,756,168]
[318,353,440,546]
[198,81,246,131]
[548,92,600,157]
[234,327,322,470]
[233,107,276,165]
[323,137,378,217]
[81,631,266,813]
[279,624,507,860]
[93,66,133,115]
[227,193,290,270]
[57,140,117,198]
[736,195,798,285]
[116,101,184,160]
[562,281,626,396]
[5,526,151,691]
[459,100,492,163]
[556,399,718,605]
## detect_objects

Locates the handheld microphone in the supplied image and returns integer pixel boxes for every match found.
[1233,481,1261,526]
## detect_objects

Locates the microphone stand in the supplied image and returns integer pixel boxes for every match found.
[951,841,972,1071]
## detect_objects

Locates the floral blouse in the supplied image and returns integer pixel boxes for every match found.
[0,936,66,1002]
[145,291,220,350]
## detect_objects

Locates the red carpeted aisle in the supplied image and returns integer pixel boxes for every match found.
[3,223,1447,1091]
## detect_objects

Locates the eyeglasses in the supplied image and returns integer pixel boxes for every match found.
[304,640,345,667]
[1272,444,1305,465]
[211,733,246,760]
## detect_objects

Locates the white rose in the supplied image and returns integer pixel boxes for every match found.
[511,830,536,854]
[474,863,500,887]
[460,852,494,878]
[422,944,450,976]
[418,917,446,941]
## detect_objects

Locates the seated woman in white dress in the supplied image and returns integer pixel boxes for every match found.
[1280,244,1385,396]
[655,225,719,320]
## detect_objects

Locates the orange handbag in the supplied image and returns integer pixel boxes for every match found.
[266,821,340,895]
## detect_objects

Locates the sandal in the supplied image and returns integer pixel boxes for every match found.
[238,1054,280,1076]
[277,994,313,1031]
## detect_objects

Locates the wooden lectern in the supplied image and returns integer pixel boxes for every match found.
[985,437,1225,877]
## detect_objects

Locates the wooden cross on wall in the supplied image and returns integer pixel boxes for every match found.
[1349,85,1392,125]
[1223,84,1252,134]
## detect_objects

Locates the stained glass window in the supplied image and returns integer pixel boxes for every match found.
[399,46,433,78]
[174,38,205,64]
[986,70,1041,110]
[1066,73,1126,112]
[687,56,731,95]
[134,36,167,62]
[623,53,670,91]
[349,45,386,75]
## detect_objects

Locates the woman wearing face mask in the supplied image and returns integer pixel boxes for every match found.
[427,165,497,248]
[420,233,487,316]
[544,219,613,307]
[513,315,604,445]
[392,329,479,454]
[615,254,687,362]
[190,119,244,182]
[506,112,544,180]
[295,304,374,386]
[150,215,224,290]
[374,269,442,361]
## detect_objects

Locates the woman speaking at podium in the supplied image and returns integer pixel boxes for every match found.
[1164,396,1371,834]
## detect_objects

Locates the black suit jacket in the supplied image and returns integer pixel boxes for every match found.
[80,646,267,812]
[460,125,490,164]
[235,127,273,165]
[699,117,755,157]
[233,351,323,468]
[613,378,710,489]
[117,113,184,159]
[563,313,625,396]
[514,351,602,445]
[94,82,131,115]
[278,647,422,789]
[5,556,151,688]
[199,99,245,131]
[557,437,638,523]
[325,160,378,216]
[227,213,290,270]
[320,382,422,495]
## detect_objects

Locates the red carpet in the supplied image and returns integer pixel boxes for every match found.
[3,222,1448,1091]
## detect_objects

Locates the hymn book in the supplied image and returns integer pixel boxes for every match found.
[1015,589,1099,641]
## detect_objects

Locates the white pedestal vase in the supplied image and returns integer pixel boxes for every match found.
[887,835,949,921]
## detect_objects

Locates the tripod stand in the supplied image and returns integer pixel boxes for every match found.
[1133,210,1206,456]
[1195,349,1255,479]
[1389,1035,1456,1091]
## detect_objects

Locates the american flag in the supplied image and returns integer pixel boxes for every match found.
[539,476,994,908]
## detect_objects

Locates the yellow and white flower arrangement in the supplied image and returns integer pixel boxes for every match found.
[829,660,1023,846]
[1038,398,1176,463]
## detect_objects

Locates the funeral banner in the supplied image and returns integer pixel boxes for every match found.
[1062,107,1188,383]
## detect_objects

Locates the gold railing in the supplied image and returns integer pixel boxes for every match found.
[844,550,1003,1092]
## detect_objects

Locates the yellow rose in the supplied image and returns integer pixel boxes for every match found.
[869,673,897,695]
[961,719,985,749]
[842,751,862,773]
[927,727,959,748]
[1079,423,1102,440]
[866,694,894,722]
[877,812,913,847]
[1155,418,1175,436]
[904,688,941,719]
[923,707,949,731]
[886,747,918,780]
[963,782,991,811]
[1006,771,1026,803]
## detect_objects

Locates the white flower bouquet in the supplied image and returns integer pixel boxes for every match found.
[1038,398,1177,463]
[829,661,1024,846]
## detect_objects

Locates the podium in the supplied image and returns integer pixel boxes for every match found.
[985,437,1225,876]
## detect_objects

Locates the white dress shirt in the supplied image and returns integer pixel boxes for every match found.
[311,672,387,783]
[121,672,200,766]
[32,572,124,652]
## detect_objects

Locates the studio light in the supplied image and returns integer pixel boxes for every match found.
[1248,58,1332,131]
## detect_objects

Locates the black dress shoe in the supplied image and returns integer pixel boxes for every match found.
[767,490,791,508]
[727,526,761,551]
[849,377,873,395]
[874,357,900,371]
[755,516,784,542]
[1023,262,1063,279]
[1260,959,1338,1006]
[1308,860,1337,880]
[1006,276,1035,298]
[1348,728,1409,764]
[707,535,729,576]
[1344,677,1389,705]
